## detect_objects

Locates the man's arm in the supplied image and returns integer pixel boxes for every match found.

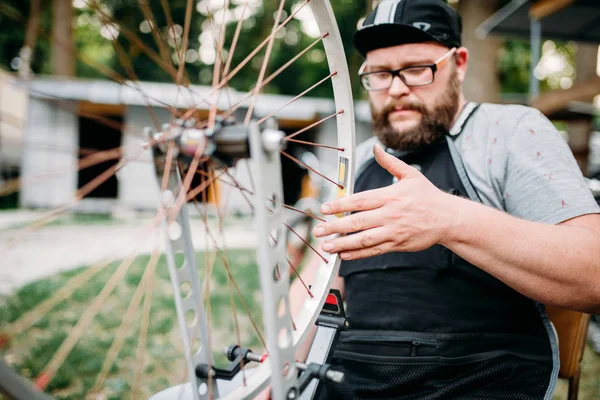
[313,144,600,314]
[440,196,600,313]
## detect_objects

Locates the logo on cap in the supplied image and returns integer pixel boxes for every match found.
[412,22,431,31]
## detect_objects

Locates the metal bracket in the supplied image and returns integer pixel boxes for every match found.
[248,121,298,399]
[298,289,347,400]
[151,141,215,400]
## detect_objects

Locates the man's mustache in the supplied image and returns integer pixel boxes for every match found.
[380,101,428,117]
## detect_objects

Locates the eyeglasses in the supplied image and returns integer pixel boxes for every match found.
[358,47,457,91]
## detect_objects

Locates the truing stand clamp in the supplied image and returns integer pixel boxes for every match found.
[297,288,347,399]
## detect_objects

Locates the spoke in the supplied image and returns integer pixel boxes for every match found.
[256,72,337,126]
[34,237,153,390]
[90,245,160,394]
[0,147,121,198]
[94,10,166,130]
[283,223,328,264]
[281,150,343,189]
[243,0,286,125]
[174,0,315,126]
[5,8,190,116]
[132,248,160,399]
[137,0,174,76]
[284,110,344,141]
[287,258,313,298]
[176,0,194,86]
[203,33,329,126]
[85,0,179,80]
[285,138,344,151]
[283,204,326,223]
[2,151,147,252]
[216,246,267,350]
[222,4,247,81]
[161,142,177,191]
[185,169,225,202]
[208,0,232,128]
[0,6,199,118]
[219,0,310,93]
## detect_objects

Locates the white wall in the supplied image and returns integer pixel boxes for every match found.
[21,98,78,208]
[0,72,27,169]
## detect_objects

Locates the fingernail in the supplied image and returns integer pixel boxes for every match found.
[321,204,331,214]
[340,253,351,260]
[322,242,334,252]
[313,226,325,236]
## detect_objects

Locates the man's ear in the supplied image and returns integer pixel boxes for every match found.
[455,47,469,83]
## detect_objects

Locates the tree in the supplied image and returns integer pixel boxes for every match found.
[458,0,502,103]
[51,0,74,76]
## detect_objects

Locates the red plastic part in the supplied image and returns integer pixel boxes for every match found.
[325,293,337,306]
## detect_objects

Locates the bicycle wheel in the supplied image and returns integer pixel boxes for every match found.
[0,0,355,399]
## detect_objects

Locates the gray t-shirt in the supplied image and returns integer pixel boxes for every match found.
[354,103,600,224]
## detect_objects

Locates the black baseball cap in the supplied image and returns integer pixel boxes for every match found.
[353,0,462,56]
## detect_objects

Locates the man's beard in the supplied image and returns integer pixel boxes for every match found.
[371,70,461,152]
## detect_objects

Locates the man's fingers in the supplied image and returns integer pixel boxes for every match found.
[373,144,415,180]
[320,190,384,215]
[320,227,388,253]
[338,241,394,261]
[313,210,382,237]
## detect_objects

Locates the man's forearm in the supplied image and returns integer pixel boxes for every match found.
[441,197,600,313]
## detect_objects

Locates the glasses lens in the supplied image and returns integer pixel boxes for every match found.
[400,67,433,86]
[361,72,392,90]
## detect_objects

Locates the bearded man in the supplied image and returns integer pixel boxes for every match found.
[301,0,600,398]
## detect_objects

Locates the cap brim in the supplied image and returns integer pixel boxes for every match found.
[353,24,440,57]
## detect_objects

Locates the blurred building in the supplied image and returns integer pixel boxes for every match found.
[16,77,373,214]
[0,69,28,208]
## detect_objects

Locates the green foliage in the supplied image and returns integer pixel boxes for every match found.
[0,249,263,399]
[498,40,531,94]
[0,0,369,98]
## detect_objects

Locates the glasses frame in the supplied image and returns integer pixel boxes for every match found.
[358,47,457,91]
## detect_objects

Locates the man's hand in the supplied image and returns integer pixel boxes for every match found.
[312,144,461,260]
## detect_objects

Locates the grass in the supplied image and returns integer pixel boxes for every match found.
[553,345,600,399]
[1,248,599,399]
[0,249,263,400]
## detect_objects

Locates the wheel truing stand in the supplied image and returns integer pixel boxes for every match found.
[149,119,346,400]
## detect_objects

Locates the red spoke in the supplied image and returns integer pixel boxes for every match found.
[283,204,325,223]
[284,138,344,151]
[257,72,337,126]
[244,0,286,125]
[287,258,313,298]
[217,0,311,91]
[281,150,343,189]
[283,223,328,264]
[285,110,344,141]
[219,33,329,122]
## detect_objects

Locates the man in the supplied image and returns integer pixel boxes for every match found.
[306,0,600,398]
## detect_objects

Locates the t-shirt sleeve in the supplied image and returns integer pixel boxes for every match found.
[503,108,600,224]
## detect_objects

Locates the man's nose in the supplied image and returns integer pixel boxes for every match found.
[388,75,410,97]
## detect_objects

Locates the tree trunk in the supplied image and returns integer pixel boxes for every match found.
[19,0,41,79]
[458,0,502,103]
[51,0,75,76]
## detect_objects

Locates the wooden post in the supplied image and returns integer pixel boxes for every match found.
[51,0,75,77]
[458,0,502,104]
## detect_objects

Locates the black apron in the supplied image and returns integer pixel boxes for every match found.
[320,131,553,399]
